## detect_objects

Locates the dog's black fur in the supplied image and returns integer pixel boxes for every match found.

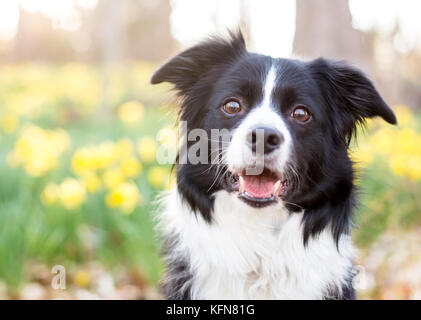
[151,31,396,299]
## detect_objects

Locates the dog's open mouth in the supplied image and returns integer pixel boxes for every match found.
[229,169,287,208]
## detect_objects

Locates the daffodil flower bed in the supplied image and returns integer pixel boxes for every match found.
[0,64,419,299]
[0,63,176,291]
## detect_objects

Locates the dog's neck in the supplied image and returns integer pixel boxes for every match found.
[158,189,356,299]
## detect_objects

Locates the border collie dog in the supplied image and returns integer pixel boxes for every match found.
[151,31,396,300]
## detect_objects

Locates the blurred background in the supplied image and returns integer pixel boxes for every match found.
[0,0,420,300]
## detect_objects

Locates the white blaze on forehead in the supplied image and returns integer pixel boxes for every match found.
[261,65,277,108]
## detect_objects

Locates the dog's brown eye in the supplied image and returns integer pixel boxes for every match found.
[222,100,241,115]
[292,107,311,122]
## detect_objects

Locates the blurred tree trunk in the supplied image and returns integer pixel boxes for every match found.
[292,0,413,112]
[95,0,175,118]
[11,7,29,62]
[96,0,129,118]
[11,8,74,62]
[293,0,372,70]
[128,0,176,61]
[97,0,128,63]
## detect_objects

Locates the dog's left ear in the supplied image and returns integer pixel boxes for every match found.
[151,30,246,95]
[309,58,397,140]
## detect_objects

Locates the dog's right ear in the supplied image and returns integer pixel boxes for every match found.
[150,31,246,95]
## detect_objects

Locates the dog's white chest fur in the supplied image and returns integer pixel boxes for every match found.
[159,189,356,299]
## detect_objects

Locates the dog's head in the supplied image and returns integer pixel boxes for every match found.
[151,31,396,239]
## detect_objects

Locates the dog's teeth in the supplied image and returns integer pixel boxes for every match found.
[272,180,281,196]
[239,176,245,193]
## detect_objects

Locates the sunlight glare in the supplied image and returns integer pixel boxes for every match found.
[0,1,19,40]
[171,0,296,57]
[349,0,421,52]
[75,0,99,10]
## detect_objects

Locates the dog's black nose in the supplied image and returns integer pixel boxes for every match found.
[246,126,283,154]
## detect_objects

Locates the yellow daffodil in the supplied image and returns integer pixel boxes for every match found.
[72,141,119,175]
[105,182,141,214]
[389,154,407,177]
[148,166,169,189]
[396,128,418,155]
[1,114,19,134]
[369,127,396,155]
[116,138,134,159]
[120,156,142,178]
[9,125,70,176]
[407,156,421,181]
[117,101,144,124]
[81,172,102,193]
[40,183,60,205]
[351,142,374,169]
[71,147,95,176]
[49,129,71,153]
[137,137,157,163]
[73,270,91,288]
[96,141,118,169]
[393,104,417,128]
[103,167,125,189]
[58,178,86,210]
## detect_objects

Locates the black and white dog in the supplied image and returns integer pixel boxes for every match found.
[151,31,396,300]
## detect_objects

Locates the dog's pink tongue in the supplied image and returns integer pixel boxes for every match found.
[242,175,276,198]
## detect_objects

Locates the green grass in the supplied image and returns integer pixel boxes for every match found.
[353,158,421,248]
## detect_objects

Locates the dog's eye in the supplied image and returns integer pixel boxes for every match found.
[291,107,311,122]
[222,100,242,115]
